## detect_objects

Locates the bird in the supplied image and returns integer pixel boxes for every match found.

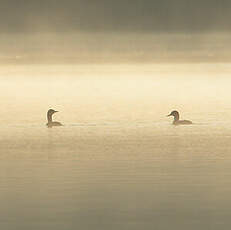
[46,109,63,128]
[167,110,192,125]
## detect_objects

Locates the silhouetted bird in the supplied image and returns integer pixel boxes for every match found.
[167,110,192,125]
[46,109,63,128]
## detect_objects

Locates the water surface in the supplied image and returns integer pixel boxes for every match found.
[0,64,231,230]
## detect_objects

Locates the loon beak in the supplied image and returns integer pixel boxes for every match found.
[54,110,59,113]
[167,114,171,117]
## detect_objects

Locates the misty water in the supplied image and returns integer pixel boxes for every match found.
[1,63,231,230]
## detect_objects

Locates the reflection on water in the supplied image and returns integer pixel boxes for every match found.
[0,64,231,230]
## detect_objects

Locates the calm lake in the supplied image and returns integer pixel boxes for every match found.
[0,63,231,230]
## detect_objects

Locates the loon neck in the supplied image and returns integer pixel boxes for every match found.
[173,114,179,122]
[47,113,53,123]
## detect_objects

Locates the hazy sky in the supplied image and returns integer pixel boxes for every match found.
[1,0,231,33]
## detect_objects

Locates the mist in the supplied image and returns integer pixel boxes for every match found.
[1,32,231,64]
[2,1,231,230]
[1,0,231,63]
[1,0,231,33]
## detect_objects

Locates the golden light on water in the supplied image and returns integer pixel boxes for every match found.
[1,1,231,229]
[1,63,231,229]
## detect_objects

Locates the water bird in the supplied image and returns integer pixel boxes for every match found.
[167,110,192,125]
[46,109,63,128]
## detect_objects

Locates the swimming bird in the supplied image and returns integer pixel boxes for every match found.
[46,109,63,128]
[167,110,192,125]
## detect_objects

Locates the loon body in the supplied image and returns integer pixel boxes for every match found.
[167,110,192,125]
[46,109,63,128]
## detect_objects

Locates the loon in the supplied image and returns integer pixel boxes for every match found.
[167,110,192,125]
[46,109,63,128]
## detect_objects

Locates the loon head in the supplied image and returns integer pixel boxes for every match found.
[47,109,58,116]
[167,110,180,121]
[167,110,179,117]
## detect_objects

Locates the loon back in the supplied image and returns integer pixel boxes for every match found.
[173,120,192,125]
[47,121,63,128]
